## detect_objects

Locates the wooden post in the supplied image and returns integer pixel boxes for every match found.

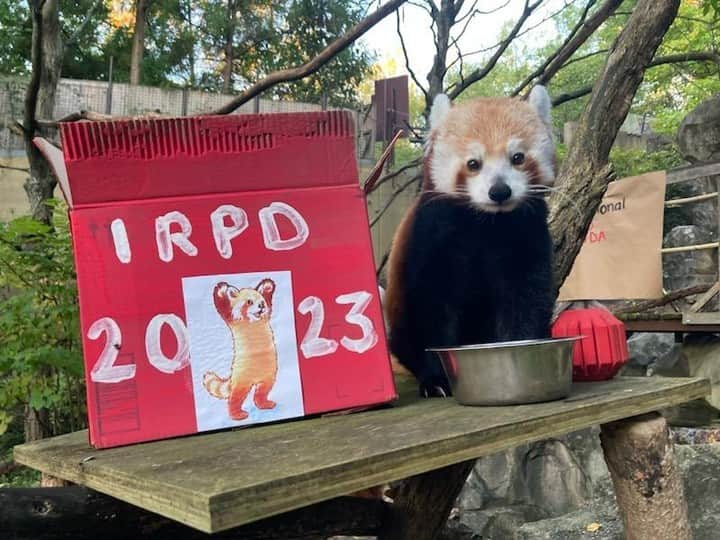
[379,460,475,540]
[600,413,691,540]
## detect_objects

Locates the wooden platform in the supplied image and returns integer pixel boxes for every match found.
[620,311,720,333]
[14,376,709,534]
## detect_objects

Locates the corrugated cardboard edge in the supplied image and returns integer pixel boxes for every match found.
[33,137,72,207]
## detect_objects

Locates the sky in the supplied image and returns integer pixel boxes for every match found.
[361,0,569,87]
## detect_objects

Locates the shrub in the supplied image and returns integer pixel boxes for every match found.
[0,203,86,437]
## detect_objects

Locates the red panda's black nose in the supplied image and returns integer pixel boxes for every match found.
[489,182,512,203]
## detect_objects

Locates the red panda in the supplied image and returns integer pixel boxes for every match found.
[385,87,557,397]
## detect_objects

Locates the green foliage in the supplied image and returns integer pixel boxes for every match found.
[0,0,30,75]
[0,204,85,437]
[272,0,374,107]
[0,0,373,104]
[608,146,685,178]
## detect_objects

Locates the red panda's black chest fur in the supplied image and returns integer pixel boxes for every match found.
[386,192,555,397]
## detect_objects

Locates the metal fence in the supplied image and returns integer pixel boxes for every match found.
[0,76,327,156]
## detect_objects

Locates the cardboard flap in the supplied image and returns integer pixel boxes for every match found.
[59,111,358,206]
[33,137,72,207]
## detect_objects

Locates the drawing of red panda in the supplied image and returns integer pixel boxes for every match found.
[203,279,278,420]
[385,86,557,397]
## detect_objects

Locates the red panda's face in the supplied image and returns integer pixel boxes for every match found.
[213,279,275,323]
[427,88,555,213]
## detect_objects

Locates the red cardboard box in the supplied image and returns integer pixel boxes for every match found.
[36,111,396,448]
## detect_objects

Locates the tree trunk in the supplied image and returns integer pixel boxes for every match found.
[600,413,691,539]
[549,0,681,292]
[379,460,475,540]
[130,0,149,85]
[425,0,456,113]
[222,0,238,94]
[23,0,63,225]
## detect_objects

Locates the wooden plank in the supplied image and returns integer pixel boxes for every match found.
[623,318,720,333]
[0,486,390,540]
[664,192,718,207]
[682,311,720,325]
[14,377,709,534]
[688,282,720,313]
[666,161,720,184]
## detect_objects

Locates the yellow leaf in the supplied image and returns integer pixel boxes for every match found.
[586,522,602,533]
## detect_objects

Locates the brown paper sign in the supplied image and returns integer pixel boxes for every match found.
[558,170,667,301]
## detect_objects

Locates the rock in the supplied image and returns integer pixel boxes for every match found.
[514,508,623,540]
[681,177,718,242]
[663,225,718,295]
[459,429,611,518]
[676,443,720,539]
[681,334,720,411]
[456,504,546,540]
[678,93,720,163]
[662,398,720,427]
[672,426,720,445]
[456,469,487,511]
[523,440,590,517]
[471,447,520,501]
[626,332,676,367]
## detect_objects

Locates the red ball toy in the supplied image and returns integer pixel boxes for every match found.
[552,307,629,381]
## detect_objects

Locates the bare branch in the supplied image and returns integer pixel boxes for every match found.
[552,51,720,106]
[396,10,428,100]
[376,249,391,278]
[450,0,573,67]
[65,0,102,46]
[448,0,544,100]
[211,0,408,115]
[370,174,422,228]
[512,0,624,97]
[613,285,711,315]
[560,47,609,69]
[366,157,422,194]
[552,86,593,106]
[0,164,30,172]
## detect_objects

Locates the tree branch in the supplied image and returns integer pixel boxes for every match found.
[549,0,682,291]
[552,50,720,107]
[448,0,544,100]
[23,1,46,139]
[366,158,422,194]
[448,0,571,70]
[396,10,428,100]
[65,0,102,46]
[512,0,624,97]
[370,174,422,228]
[210,0,408,115]
[0,164,30,172]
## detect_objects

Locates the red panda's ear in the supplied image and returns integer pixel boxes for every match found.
[213,282,233,322]
[429,94,451,130]
[256,279,276,306]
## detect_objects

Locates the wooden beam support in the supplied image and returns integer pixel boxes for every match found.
[661,242,719,254]
[600,413,691,540]
[0,487,391,540]
[379,460,475,540]
[666,161,720,184]
[664,191,718,207]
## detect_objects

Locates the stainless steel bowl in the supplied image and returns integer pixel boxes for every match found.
[428,337,582,406]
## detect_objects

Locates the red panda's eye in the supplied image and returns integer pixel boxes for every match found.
[466,159,482,172]
[511,152,525,165]
[246,299,253,306]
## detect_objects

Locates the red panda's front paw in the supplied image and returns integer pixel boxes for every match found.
[419,377,452,399]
